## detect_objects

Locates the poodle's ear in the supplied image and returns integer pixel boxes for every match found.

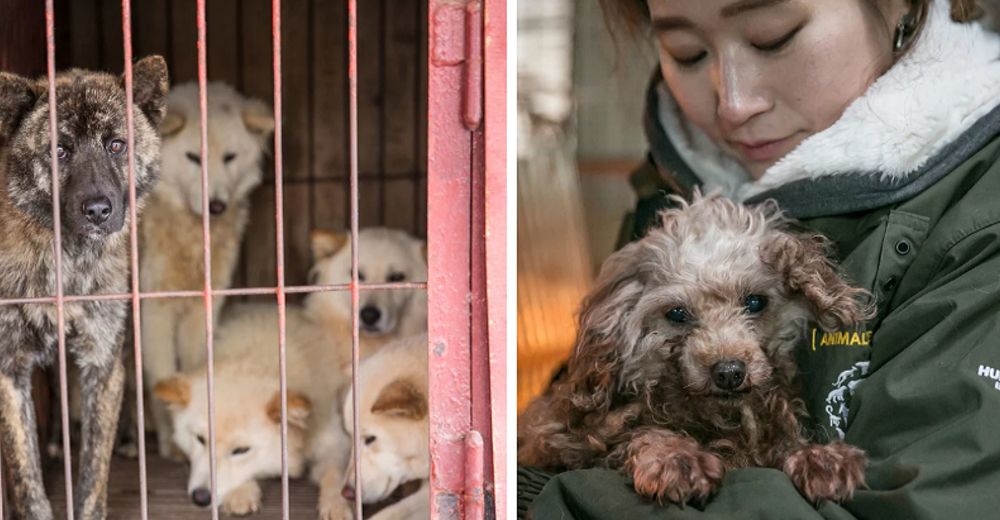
[762,231,874,330]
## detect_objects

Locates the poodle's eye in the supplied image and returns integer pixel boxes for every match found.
[186,152,201,165]
[195,434,206,446]
[387,272,406,282]
[364,435,376,446]
[223,152,237,163]
[744,294,768,314]
[106,139,127,156]
[665,307,690,324]
[231,446,250,456]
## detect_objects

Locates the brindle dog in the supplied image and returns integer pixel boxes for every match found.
[0,57,168,519]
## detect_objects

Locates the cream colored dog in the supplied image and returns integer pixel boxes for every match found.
[315,334,429,520]
[141,81,275,457]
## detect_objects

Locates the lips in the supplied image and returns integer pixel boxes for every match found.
[730,134,799,163]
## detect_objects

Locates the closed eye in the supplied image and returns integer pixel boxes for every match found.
[186,152,201,165]
[195,434,206,446]
[231,446,250,456]
[223,152,237,163]
[753,25,803,53]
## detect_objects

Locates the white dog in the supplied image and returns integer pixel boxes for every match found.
[141,81,275,458]
[317,334,429,520]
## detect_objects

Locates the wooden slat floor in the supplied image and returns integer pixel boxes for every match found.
[44,448,320,519]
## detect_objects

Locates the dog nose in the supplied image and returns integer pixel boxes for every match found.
[208,199,227,215]
[190,487,212,507]
[341,484,356,501]
[711,360,746,391]
[82,196,113,224]
[360,306,381,326]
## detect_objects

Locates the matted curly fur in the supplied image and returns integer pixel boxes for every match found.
[518,194,873,506]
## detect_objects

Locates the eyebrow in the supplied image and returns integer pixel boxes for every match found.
[650,0,792,32]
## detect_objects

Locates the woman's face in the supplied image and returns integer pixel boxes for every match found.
[649,0,903,178]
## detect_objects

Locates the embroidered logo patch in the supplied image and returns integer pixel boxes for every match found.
[825,361,870,439]
[810,328,872,352]
[977,364,1000,391]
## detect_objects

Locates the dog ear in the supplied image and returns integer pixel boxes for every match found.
[371,378,427,420]
[267,391,312,429]
[159,110,185,137]
[153,376,191,410]
[762,231,874,330]
[242,98,276,137]
[127,55,170,128]
[0,72,39,142]
[311,229,350,260]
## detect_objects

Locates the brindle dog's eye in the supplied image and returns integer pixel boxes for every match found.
[665,307,690,324]
[56,145,68,160]
[387,272,406,282]
[223,152,237,163]
[744,294,768,314]
[107,139,126,155]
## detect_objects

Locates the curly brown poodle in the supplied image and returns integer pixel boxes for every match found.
[518,194,873,506]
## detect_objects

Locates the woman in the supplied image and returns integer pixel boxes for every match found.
[519,0,1000,518]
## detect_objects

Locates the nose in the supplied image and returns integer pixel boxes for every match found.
[713,53,771,127]
[82,196,113,224]
[360,305,381,326]
[341,484,355,501]
[208,199,227,215]
[711,360,747,391]
[190,488,212,507]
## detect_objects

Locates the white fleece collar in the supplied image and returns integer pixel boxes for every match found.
[655,0,1000,200]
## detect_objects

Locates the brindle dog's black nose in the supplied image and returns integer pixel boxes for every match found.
[191,488,212,507]
[82,196,112,224]
[712,360,746,391]
[209,199,227,215]
[360,306,381,326]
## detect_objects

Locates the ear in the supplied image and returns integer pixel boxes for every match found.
[266,391,312,429]
[127,55,170,128]
[242,98,275,137]
[0,72,39,142]
[153,376,191,410]
[310,229,350,261]
[159,110,185,137]
[371,379,427,420]
[762,231,875,330]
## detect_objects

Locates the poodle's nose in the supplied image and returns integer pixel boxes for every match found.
[82,196,113,224]
[341,484,356,501]
[190,488,212,507]
[712,360,746,391]
[360,305,381,326]
[208,199,227,215]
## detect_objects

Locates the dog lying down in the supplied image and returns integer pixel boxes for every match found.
[518,194,873,505]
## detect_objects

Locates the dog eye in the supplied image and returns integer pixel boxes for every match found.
[364,435,376,446]
[357,271,366,282]
[744,294,768,314]
[231,446,250,456]
[665,307,690,324]
[56,144,69,160]
[223,152,237,163]
[196,435,206,446]
[387,272,406,282]
[186,152,201,165]
[106,139,127,156]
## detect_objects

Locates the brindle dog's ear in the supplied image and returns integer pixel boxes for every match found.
[762,232,875,330]
[126,55,170,128]
[0,72,39,142]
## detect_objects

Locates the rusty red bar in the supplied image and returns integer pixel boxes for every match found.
[484,0,507,516]
[347,0,364,518]
[119,1,149,517]
[270,0,292,517]
[464,431,485,520]
[194,1,221,518]
[427,1,475,517]
[0,282,429,307]
[45,1,76,518]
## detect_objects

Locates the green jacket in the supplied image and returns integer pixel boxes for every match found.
[521,3,1000,518]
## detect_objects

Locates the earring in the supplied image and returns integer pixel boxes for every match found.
[893,12,915,51]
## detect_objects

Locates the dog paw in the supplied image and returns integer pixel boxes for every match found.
[784,441,867,504]
[221,482,262,516]
[116,440,139,459]
[318,500,354,520]
[625,433,725,505]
